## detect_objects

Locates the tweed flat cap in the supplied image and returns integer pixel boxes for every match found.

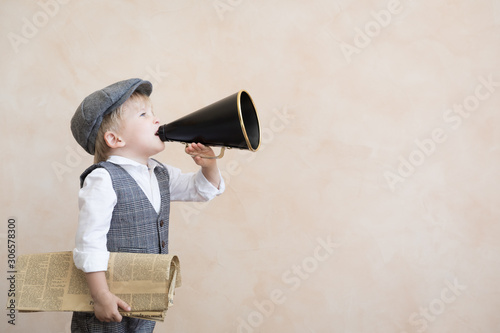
[71,78,153,155]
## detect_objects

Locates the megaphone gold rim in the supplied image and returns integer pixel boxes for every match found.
[237,90,261,152]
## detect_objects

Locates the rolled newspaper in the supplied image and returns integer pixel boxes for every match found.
[6,251,181,322]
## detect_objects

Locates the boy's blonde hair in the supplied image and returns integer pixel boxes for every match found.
[93,92,151,163]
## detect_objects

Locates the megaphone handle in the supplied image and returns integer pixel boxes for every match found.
[185,145,226,159]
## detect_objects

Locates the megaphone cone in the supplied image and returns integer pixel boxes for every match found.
[156,90,260,158]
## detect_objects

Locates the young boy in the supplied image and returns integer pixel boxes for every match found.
[70,78,224,332]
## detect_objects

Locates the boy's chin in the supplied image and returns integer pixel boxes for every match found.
[141,143,165,158]
[152,142,166,154]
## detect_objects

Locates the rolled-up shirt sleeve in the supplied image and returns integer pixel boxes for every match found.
[73,168,115,273]
[166,164,225,202]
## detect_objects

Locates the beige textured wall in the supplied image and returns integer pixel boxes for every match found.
[1,0,500,332]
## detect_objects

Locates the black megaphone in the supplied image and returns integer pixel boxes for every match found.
[156,90,261,158]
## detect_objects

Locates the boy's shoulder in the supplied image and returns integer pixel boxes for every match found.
[79,161,121,188]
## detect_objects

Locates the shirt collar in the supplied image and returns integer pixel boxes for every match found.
[107,155,160,171]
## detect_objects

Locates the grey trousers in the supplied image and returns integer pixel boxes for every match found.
[71,312,156,333]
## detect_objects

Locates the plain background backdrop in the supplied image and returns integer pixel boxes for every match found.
[1,0,499,332]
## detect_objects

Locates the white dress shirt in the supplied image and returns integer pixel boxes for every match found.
[74,155,224,273]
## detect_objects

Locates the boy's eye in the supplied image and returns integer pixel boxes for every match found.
[140,113,146,117]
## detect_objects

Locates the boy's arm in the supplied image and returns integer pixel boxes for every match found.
[201,162,221,190]
[185,143,221,189]
[76,168,130,322]
[86,271,131,322]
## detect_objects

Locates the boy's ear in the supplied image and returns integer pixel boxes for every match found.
[104,131,125,149]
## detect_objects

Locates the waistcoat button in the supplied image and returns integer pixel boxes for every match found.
[160,220,164,227]
[162,241,166,248]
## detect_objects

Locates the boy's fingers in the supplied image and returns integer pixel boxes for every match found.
[191,142,208,150]
[112,312,123,322]
[186,143,200,152]
[117,298,131,312]
[108,298,129,322]
[186,143,206,154]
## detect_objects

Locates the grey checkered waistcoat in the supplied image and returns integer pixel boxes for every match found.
[82,160,170,254]
[71,160,170,333]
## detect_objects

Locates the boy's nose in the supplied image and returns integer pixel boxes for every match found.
[153,117,160,124]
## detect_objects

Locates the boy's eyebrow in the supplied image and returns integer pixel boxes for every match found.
[136,105,154,116]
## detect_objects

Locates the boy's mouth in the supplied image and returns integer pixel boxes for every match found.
[155,126,166,142]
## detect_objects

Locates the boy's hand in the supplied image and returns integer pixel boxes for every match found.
[92,289,131,322]
[85,271,131,323]
[185,143,217,168]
